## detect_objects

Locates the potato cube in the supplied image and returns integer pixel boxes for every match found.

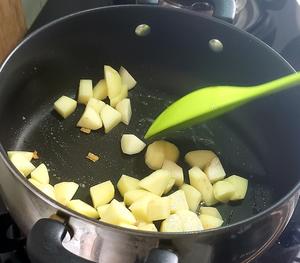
[90,180,115,208]
[189,167,217,206]
[7,151,33,161]
[180,184,202,212]
[162,160,184,186]
[185,150,217,169]
[78,79,93,104]
[199,214,224,229]
[77,106,102,130]
[176,210,203,231]
[97,204,110,218]
[199,207,222,220]
[124,189,159,206]
[67,199,99,219]
[116,98,132,125]
[213,181,235,203]
[31,163,49,184]
[104,65,122,99]
[163,178,176,195]
[129,196,154,222]
[137,223,157,232]
[225,175,248,201]
[119,66,137,90]
[145,140,179,170]
[10,155,35,176]
[204,157,226,183]
[139,169,171,196]
[93,79,107,100]
[121,134,146,155]
[100,104,122,133]
[118,223,138,230]
[28,179,56,200]
[54,182,79,205]
[54,95,77,119]
[86,98,105,114]
[147,197,170,221]
[110,84,128,107]
[168,190,189,213]
[160,214,183,232]
[101,199,136,225]
[117,175,140,197]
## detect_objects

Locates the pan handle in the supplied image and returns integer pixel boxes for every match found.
[27,218,93,263]
[145,248,178,263]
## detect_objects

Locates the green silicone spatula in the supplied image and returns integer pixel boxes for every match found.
[145,72,300,139]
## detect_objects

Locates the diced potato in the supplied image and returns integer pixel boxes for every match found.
[163,178,176,195]
[199,207,222,220]
[93,79,108,100]
[180,184,202,212]
[204,157,226,183]
[188,167,217,206]
[213,181,235,203]
[139,169,171,196]
[30,163,49,184]
[110,84,128,107]
[97,204,110,218]
[101,199,136,225]
[145,140,179,170]
[224,175,248,201]
[160,214,183,232]
[100,104,122,133]
[104,65,122,99]
[28,179,56,200]
[121,134,146,155]
[90,180,115,208]
[119,66,137,90]
[54,95,77,119]
[118,223,138,230]
[116,98,132,125]
[117,175,140,197]
[67,199,99,219]
[168,190,189,213]
[54,182,79,206]
[78,79,93,104]
[147,197,170,221]
[77,107,102,130]
[124,189,159,206]
[7,151,33,161]
[185,150,217,169]
[86,98,105,114]
[176,210,203,231]
[162,160,184,186]
[10,155,35,176]
[199,214,224,230]
[129,196,154,222]
[137,223,157,232]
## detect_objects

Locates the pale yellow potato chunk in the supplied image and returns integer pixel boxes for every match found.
[139,169,171,196]
[119,66,137,90]
[54,95,77,118]
[117,175,140,197]
[199,207,222,220]
[116,98,132,125]
[213,181,235,203]
[97,204,110,218]
[77,106,102,130]
[104,65,122,99]
[199,214,224,229]
[160,214,183,232]
[93,79,107,100]
[78,79,93,104]
[31,163,49,184]
[118,223,138,230]
[224,175,248,201]
[10,155,35,176]
[162,160,184,186]
[101,199,136,225]
[90,180,115,208]
[147,197,170,221]
[67,199,98,219]
[145,140,179,170]
[204,157,226,183]
[100,104,122,133]
[129,196,154,222]
[168,190,189,214]
[86,98,105,114]
[121,134,146,155]
[7,151,33,161]
[54,182,79,206]
[185,150,217,169]
[28,179,56,200]
[180,184,202,212]
[124,189,159,206]
[163,178,176,195]
[110,84,128,107]
[176,210,203,231]
[137,223,157,232]
[189,167,217,206]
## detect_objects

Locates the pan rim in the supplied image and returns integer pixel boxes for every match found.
[0,4,299,238]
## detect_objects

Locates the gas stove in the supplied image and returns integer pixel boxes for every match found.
[1,1,300,262]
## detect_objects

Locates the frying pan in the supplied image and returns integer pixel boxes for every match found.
[0,3,299,263]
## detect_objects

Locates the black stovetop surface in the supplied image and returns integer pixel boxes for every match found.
[1,1,300,262]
